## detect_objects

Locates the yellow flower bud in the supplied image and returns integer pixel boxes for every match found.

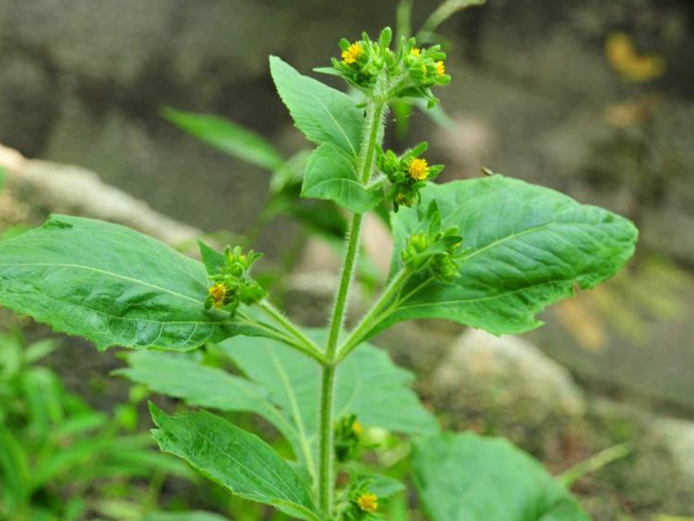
[408,158,430,181]
[342,42,363,65]
[357,493,379,512]
[208,283,227,309]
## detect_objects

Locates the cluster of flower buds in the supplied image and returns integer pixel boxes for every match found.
[341,477,381,520]
[332,27,451,105]
[401,201,468,282]
[334,414,364,463]
[204,245,266,317]
[377,142,444,212]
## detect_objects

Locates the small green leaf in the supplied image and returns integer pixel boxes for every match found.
[270,56,363,157]
[0,425,30,514]
[162,107,284,172]
[371,176,638,337]
[415,98,456,130]
[24,338,59,364]
[366,473,406,498]
[149,403,322,521]
[420,0,487,35]
[140,512,229,521]
[302,143,381,213]
[412,432,590,521]
[197,240,226,276]
[0,215,281,351]
[269,149,311,194]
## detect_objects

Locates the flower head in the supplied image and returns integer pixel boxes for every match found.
[357,493,379,513]
[352,420,363,436]
[435,60,446,76]
[208,283,228,309]
[410,47,422,57]
[408,157,430,181]
[342,42,363,65]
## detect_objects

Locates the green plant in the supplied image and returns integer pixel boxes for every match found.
[160,0,480,293]
[0,22,637,521]
[0,330,191,521]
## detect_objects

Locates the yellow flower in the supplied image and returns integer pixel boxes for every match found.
[605,31,665,83]
[410,47,422,57]
[342,42,363,65]
[408,158,430,181]
[208,283,227,309]
[357,493,378,512]
[352,420,363,436]
[435,60,446,76]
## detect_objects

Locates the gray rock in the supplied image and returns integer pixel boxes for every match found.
[653,417,694,480]
[431,329,586,444]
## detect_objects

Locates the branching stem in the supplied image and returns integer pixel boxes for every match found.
[258,300,325,363]
[335,267,410,363]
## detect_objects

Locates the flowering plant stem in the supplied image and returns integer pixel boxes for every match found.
[335,267,411,364]
[258,299,325,363]
[318,99,387,516]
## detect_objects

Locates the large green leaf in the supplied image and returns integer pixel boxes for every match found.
[220,330,439,462]
[149,403,322,521]
[0,215,280,351]
[162,107,285,172]
[117,351,301,453]
[412,432,590,521]
[371,175,638,337]
[270,56,363,158]
[302,143,381,213]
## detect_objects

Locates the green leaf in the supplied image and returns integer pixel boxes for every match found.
[197,240,226,275]
[162,107,284,172]
[0,425,30,515]
[24,338,59,364]
[22,366,63,437]
[270,56,363,157]
[366,473,406,498]
[415,99,456,130]
[269,149,312,194]
[149,403,322,521]
[140,512,229,521]
[220,330,438,460]
[117,351,299,450]
[373,175,638,337]
[412,432,590,521]
[302,143,381,213]
[420,0,487,35]
[0,215,282,351]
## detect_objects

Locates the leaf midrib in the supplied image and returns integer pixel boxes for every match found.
[0,262,201,304]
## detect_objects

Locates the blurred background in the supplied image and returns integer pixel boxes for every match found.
[0,0,693,520]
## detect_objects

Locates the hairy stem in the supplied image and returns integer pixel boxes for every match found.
[318,211,363,514]
[318,99,386,516]
[336,267,410,363]
[258,300,325,363]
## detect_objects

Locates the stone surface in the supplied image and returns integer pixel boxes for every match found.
[429,329,586,454]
